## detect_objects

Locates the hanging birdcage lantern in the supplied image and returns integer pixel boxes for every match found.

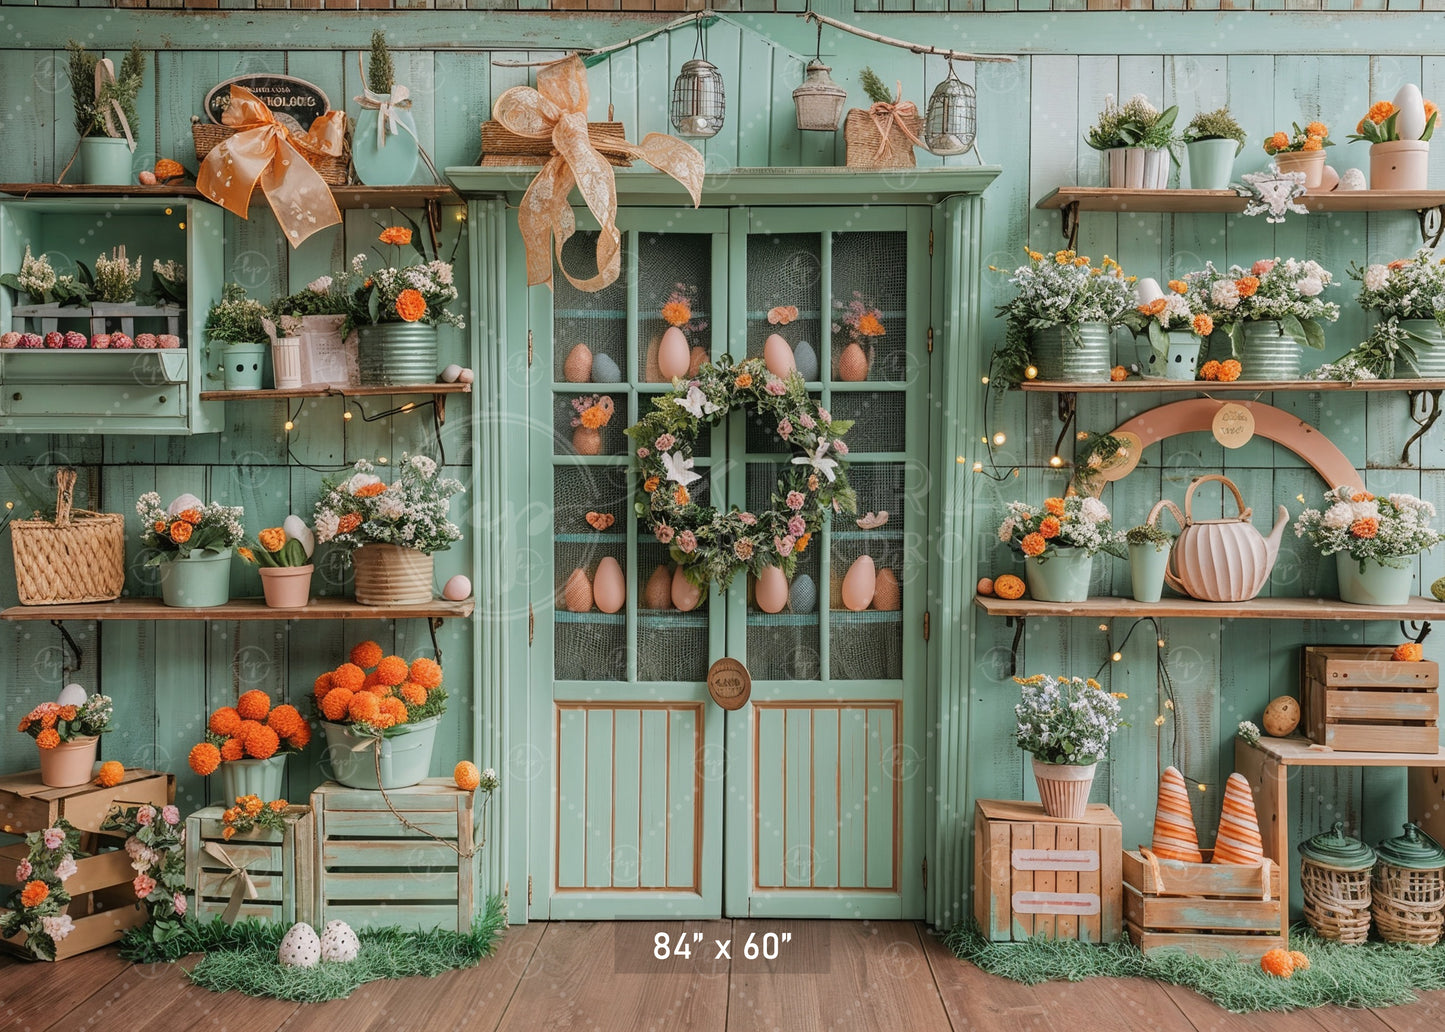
[671,21,725,139]
[924,60,977,156]
[793,60,846,132]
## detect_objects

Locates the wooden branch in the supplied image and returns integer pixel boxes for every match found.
[490,11,720,68]
[802,12,1017,65]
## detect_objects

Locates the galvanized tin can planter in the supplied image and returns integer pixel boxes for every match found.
[1031,322,1112,382]
[1398,319,1445,378]
[220,754,286,802]
[1238,320,1302,380]
[358,323,438,387]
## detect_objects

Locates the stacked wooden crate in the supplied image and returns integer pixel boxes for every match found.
[1122,849,1284,959]
[311,779,482,931]
[1301,645,1439,753]
[0,768,173,960]
[183,804,315,926]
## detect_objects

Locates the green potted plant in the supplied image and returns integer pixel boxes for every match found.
[137,491,246,607]
[205,284,270,390]
[268,278,354,389]
[351,30,421,188]
[1085,93,1179,189]
[240,519,315,609]
[66,41,145,186]
[1182,107,1246,190]
[1262,119,1332,189]
[1125,523,1174,603]
[1293,487,1441,605]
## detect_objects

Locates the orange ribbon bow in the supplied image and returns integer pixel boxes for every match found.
[492,55,705,293]
[197,86,346,248]
[867,83,924,160]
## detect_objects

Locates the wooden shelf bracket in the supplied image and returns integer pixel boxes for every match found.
[1418,204,1445,247]
[1404,388,1443,465]
[1060,200,1081,250]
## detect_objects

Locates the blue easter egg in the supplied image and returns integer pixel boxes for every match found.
[789,573,818,614]
[794,341,819,382]
[592,353,622,382]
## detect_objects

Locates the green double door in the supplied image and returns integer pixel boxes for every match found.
[530,204,932,920]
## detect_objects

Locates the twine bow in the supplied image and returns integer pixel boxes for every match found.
[492,55,704,292]
[197,86,345,248]
[203,840,259,924]
[94,59,136,152]
[866,82,923,160]
[354,57,441,183]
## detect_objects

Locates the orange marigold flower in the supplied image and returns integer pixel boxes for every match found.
[287,722,312,749]
[267,704,304,738]
[1073,255,1090,266]
[1368,101,1395,125]
[222,827,236,840]
[1351,517,1380,538]
[320,688,354,722]
[337,513,362,534]
[675,485,690,506]
[1351,491,1376,502]
[1264,131,1290,154]
[1200,360,1222,381]
[245,725,280,759]
[1218,360,1242,382]
[153,519,168,534]
[1038,516,1061,539]
[857,313,885,337]
[735,373,753,388]
[220,737,245,762]
[409,657,443,689]
[376,655,409,686]
[1192,313,1214,338]
[1235,276,1259,297]
[348,692,382,723]
[1168,279,1189,295]
[179,508,203,525]
[59,705,78,721]
[169,520,193,543]
[236,690,271,722]
[379,226,412,245]
[380,697,409,725]
[332,663,366,692]
[209,706,243,737]
[795,532,811,553]
[362,670,391,693]
[257,527,286,553]
[40,712,58,729]
[1395,642,1424,662]
[660,300,692,327]
[400,681,428,706]
[269,799,288,812]
[395,289,427,323]
[35,728,60,749]
[20,881,49,908]
[244,795,264,817]
[313,672,334,700]
[238,547,256,564]
[1021,532,1047,557]
[355,481,388,498]
[1044,497,1066,517]
[1138,298,1168,317]
[189,742,221,776]
[1306,120,1328,139]
[1301,137,1323,152]
[1427,101,1439,123]
[95,760,125,788]
[580,405,607,430]
[349,641,383,669]
[1110,365,1128,382]
[644,476,660,493]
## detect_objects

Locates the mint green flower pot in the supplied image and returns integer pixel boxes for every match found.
[1129,540,1171,604]
[158,548,233,608]
[1398,320,1445,379]
[1186,138,1238,190]
[322,715,440,789]
[1336,554,1413,606]
[219,754,286,803]
[1023,550,1094,603]
[218,340,268,390]
[79,136,135,186]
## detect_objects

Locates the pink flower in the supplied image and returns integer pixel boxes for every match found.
[42,827,63,850]
[637,447,651,459]
[173,892,187,916]
[818,408,831,422]
[834,440,848,455]
[136,806,155,827]
[656,524,675,544]
[777,420,793,439]
[1252,258,1275,276]
[655,433,676,451]
[788,515,806,537]
[775,535,795,557]
[798,414,816,430]
[739,512,757,526]
[55,855,77,882]
[162,805,180,826]
[786,491,805,511]
[764,379,786,396]
[677,530,697,554]
[133,873,156,899]
[15,859,32,880]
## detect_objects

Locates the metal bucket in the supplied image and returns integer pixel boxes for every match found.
[1031,322,1112,382]
[1238,320,1302,381]
[358,322,439,387]
[1398,320,1445,378]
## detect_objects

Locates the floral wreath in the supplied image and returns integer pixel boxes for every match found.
[625,357,856,591]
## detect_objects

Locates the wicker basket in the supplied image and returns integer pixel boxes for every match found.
[10,469,125,605]
[191,119,351,186]
[1372,862,1445,944]
[1300,859,1373,944]
[479,120,633,167]
[844,107,923,170]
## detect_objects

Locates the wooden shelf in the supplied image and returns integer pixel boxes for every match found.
[199,383,472,402]
[0,183,459,210]
[0,597,473,621]
[1020,378,1445,394]
[1243,735,1445,768]
[1035,186,1445,215]
[974,595,1443,621]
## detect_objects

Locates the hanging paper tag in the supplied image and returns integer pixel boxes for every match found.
[1212,403,1255,449]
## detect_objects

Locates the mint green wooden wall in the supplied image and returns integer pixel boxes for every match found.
[2,5,1443,925]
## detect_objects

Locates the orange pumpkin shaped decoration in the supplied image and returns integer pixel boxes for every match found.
[95,760,125,788]
[454,761,481,791]
[1260,947,1294,978]
[993,574,1025,600]
[1394,642,1424,662]
[153,158,186,182]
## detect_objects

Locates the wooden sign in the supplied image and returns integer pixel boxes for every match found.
[206,75,331,135]
[707,657,751,711]
[1211,402,1255,449]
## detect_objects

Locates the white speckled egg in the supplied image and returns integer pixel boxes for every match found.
[755,566,789,614]
[1339,168,1367,190]
[56,682,88,707]
[441,363,463,383]
[166,492,204,516]
[841,556,876,612]
[279,922,322,968]
[593,557,626,614]
[283,514,315,558]
[789,573,818,614]
[319,920,360,964]
[763,333,796,378]
[443,574,472,601]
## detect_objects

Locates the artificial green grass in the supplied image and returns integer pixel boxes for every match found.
[121,896,506,1002]
[943,921,1445,1013]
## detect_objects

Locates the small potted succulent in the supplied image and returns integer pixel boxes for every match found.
[66,41,145,186]
[1182,107,1246,190]
[187,690,312,802]
[1126,523,1174,603]
[205,284,271,390]
[1085,93,1179,189]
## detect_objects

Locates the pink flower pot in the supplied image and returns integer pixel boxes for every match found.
[1370,140,1429,191]
[1273,149,1326,190]
[38,735,99,788]
[1032,757,1097,820]
[259,564,313,609]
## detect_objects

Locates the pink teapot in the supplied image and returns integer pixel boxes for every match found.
[1147,474,1289,602]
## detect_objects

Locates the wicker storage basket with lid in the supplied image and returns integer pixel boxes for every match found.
[9,468,125,605]
[1299,821,1375,944]
[1372,822,1445,945]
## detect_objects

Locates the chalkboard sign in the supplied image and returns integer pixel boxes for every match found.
[205,75,331,135]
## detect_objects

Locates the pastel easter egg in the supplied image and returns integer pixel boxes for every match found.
[441,363,463,383]
[1339,168,1368,190]
[872,568,902,611]
[840,555,876,612]
[837,342,869,382]
[763,333,796,378]
[755,566,789,614]
[687,345,709,378]
[794,341,819,382]
[593,557,626,614]
[592,353,622,382]
[442,574,472,601]
[1134,277,1165,305]
[1320,165,1341,192]
[457,368,475,383]
[167,492,205,516]
[671,567,703,612]
[563,343,593,384]
[658,326,690,380]
[789,573,818,614]
[1395,83,1428,140]
[1263,695,1301,737]
[562,568,593,613]
[56,682,88,707]
[643,565,674,609]
[283,515,315,558]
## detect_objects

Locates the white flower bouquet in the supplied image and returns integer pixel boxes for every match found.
[1341,250,1445,377]
[1293,486,1441,569]
[998,495,1124,559]
[1185,257,1340,355]
[1014,674,1125,765]
[313,454,464,558]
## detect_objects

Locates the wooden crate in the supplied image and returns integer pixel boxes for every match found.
[312,779,482,932]
[1302,645,1439,753]
[972,799,1123,943]
[184,804,315,926]
[1123,848,1284,959]
[0,768,174,836]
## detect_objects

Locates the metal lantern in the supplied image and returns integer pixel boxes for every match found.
[793,59,847,132]
[671,24,725,140]
[924,61,977,156]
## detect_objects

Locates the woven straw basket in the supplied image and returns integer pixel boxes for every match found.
[10,469,125,605]
[191,119,351,186]
[1372,863,1445,945]
[844,108,922,170]
[479,120,633,167]
[1300,859,1373,944]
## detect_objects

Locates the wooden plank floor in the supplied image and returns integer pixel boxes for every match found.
[4,922,1444,1032]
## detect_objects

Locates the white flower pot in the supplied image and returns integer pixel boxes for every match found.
[1105,146,1169,190]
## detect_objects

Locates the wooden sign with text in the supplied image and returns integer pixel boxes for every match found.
[707,657,752,711]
